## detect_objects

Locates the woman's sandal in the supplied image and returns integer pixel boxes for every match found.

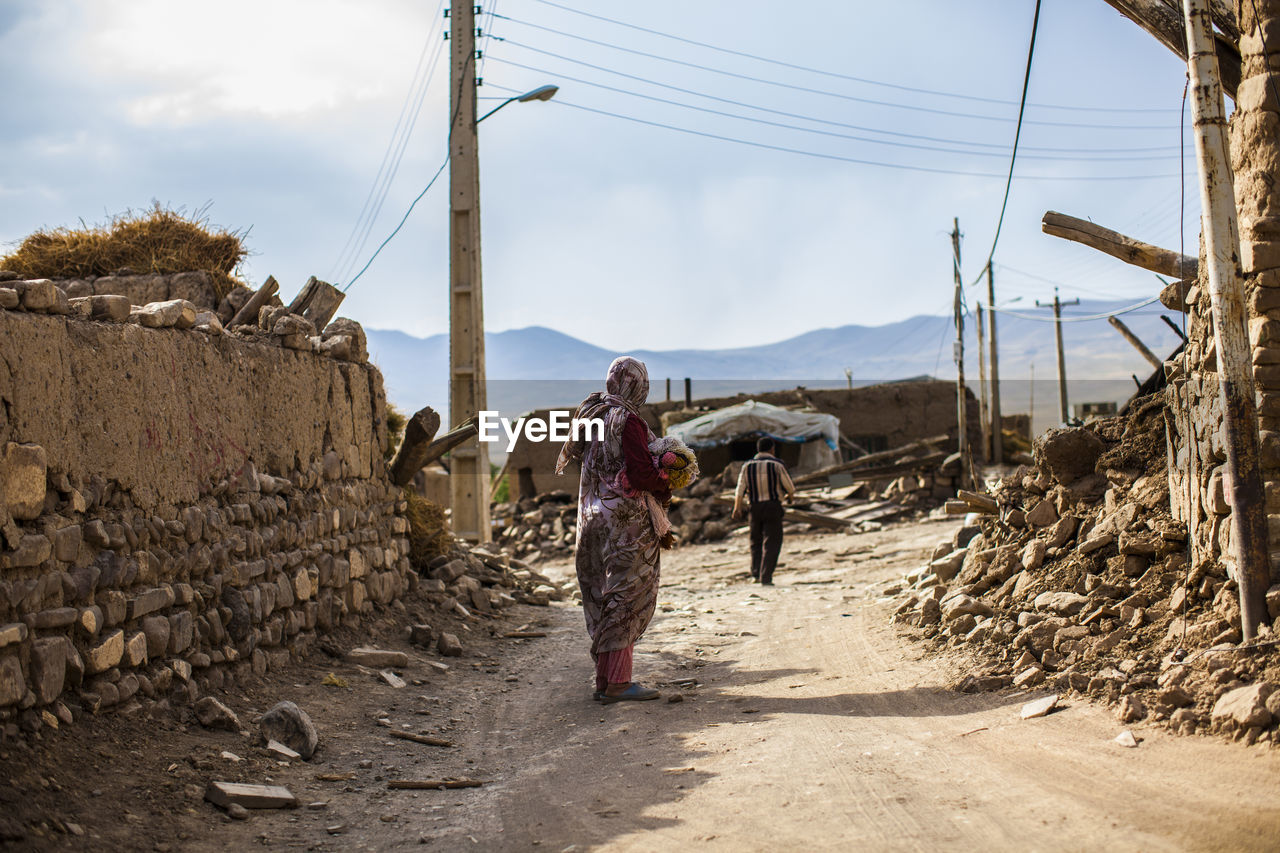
[600,683,661,704]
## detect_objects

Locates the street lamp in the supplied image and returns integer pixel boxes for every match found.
[447,0,559,546]
[478,85,559,123]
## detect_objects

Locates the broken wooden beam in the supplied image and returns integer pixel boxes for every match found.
[420,418,480,469]
[1042,211,1198,278]
[1108,315,1164,369]
[791,451,947,489]
[956,489,998,513]
[791,434,950,487]
[387,779,485,790]
[1100,0,1240,97]
[388,730,453,747]
[286,275,346,331]
[228,275,279,328]
[388,406,442,487]
[503,630,547,639]
[944,499,974,515]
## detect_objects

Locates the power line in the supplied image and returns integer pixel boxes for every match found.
[484,42,1190,153]
[343,156,450,292]
[979,0,1041,279]
[987,295,1160,322]
[337,15,449,282]
[497,36,1176,131]
[331,0,446,280]
[485,84,1193,182]
[486,56,1182,164]
[522,0,1177,115]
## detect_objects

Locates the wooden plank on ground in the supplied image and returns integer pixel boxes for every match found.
[387,779,485,790]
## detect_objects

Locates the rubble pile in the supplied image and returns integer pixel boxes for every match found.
[414,538,576,620]
[493,446,967,563]
[892,397,1280,743]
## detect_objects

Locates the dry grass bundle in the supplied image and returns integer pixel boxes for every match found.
[404,488,452,567]
[1,203,247,298]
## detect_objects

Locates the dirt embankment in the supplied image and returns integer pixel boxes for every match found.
[5,519,1280,851]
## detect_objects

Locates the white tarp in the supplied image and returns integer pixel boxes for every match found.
[666,401,840,468]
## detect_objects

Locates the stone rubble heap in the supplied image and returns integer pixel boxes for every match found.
[414,539,576,621]
[891,398,1280,744]
[493,451,963,564]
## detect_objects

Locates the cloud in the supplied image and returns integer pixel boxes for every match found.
[72,0,439,123]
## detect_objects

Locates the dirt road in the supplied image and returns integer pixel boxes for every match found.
[9,517,1280,851]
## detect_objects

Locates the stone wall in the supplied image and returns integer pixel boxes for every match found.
[0,277,410,728]
[1168,0,1280,583]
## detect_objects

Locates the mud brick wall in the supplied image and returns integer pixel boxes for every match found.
[0,279,411,727]
[1167,0,1280,583]
[52,270,231,311]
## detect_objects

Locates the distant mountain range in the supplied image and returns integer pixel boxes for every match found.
[367,298,1185,433]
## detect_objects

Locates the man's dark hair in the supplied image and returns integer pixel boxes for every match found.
[757,436,775,453]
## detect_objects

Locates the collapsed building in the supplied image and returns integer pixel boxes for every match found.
[891,0,1280,743]
[501,379,979,501]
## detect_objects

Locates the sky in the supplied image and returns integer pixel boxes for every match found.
[1,0,1205,360]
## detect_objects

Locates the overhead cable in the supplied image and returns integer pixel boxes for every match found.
[497,37,1176,131]
[522,0,1177,114]
[483,84,1193,182]
[486,56,1180,163]
[977,0,1042,280]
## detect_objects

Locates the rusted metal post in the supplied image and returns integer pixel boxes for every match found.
[1183,0,1270,641]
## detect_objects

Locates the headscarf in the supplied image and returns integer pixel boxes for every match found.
[556,356,650,476]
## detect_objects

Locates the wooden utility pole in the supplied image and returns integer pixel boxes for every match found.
[986,263,1003,465]
[976,304,990,461]
[1184,0,1270,640]
[1036,288,1078,423]
[448,1,492,543]
[950,219,969,487]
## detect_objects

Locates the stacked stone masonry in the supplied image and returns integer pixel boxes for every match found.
[1168,0,1280,583]
[0,273,410,723]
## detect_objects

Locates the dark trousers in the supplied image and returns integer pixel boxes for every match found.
[749,500,784,583]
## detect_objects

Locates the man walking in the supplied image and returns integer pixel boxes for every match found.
[731,437,795,585]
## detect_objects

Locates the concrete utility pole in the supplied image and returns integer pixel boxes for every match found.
[986,263,1003,464]
[448,1,491,543]
[1037,288,1078,423]
[976,304,989,461]
[1183,0,1270,640]
[950,219,969,487]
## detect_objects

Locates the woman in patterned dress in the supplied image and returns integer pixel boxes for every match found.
[556,356,671,702]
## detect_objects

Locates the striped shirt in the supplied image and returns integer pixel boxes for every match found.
[734,453,796,506]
